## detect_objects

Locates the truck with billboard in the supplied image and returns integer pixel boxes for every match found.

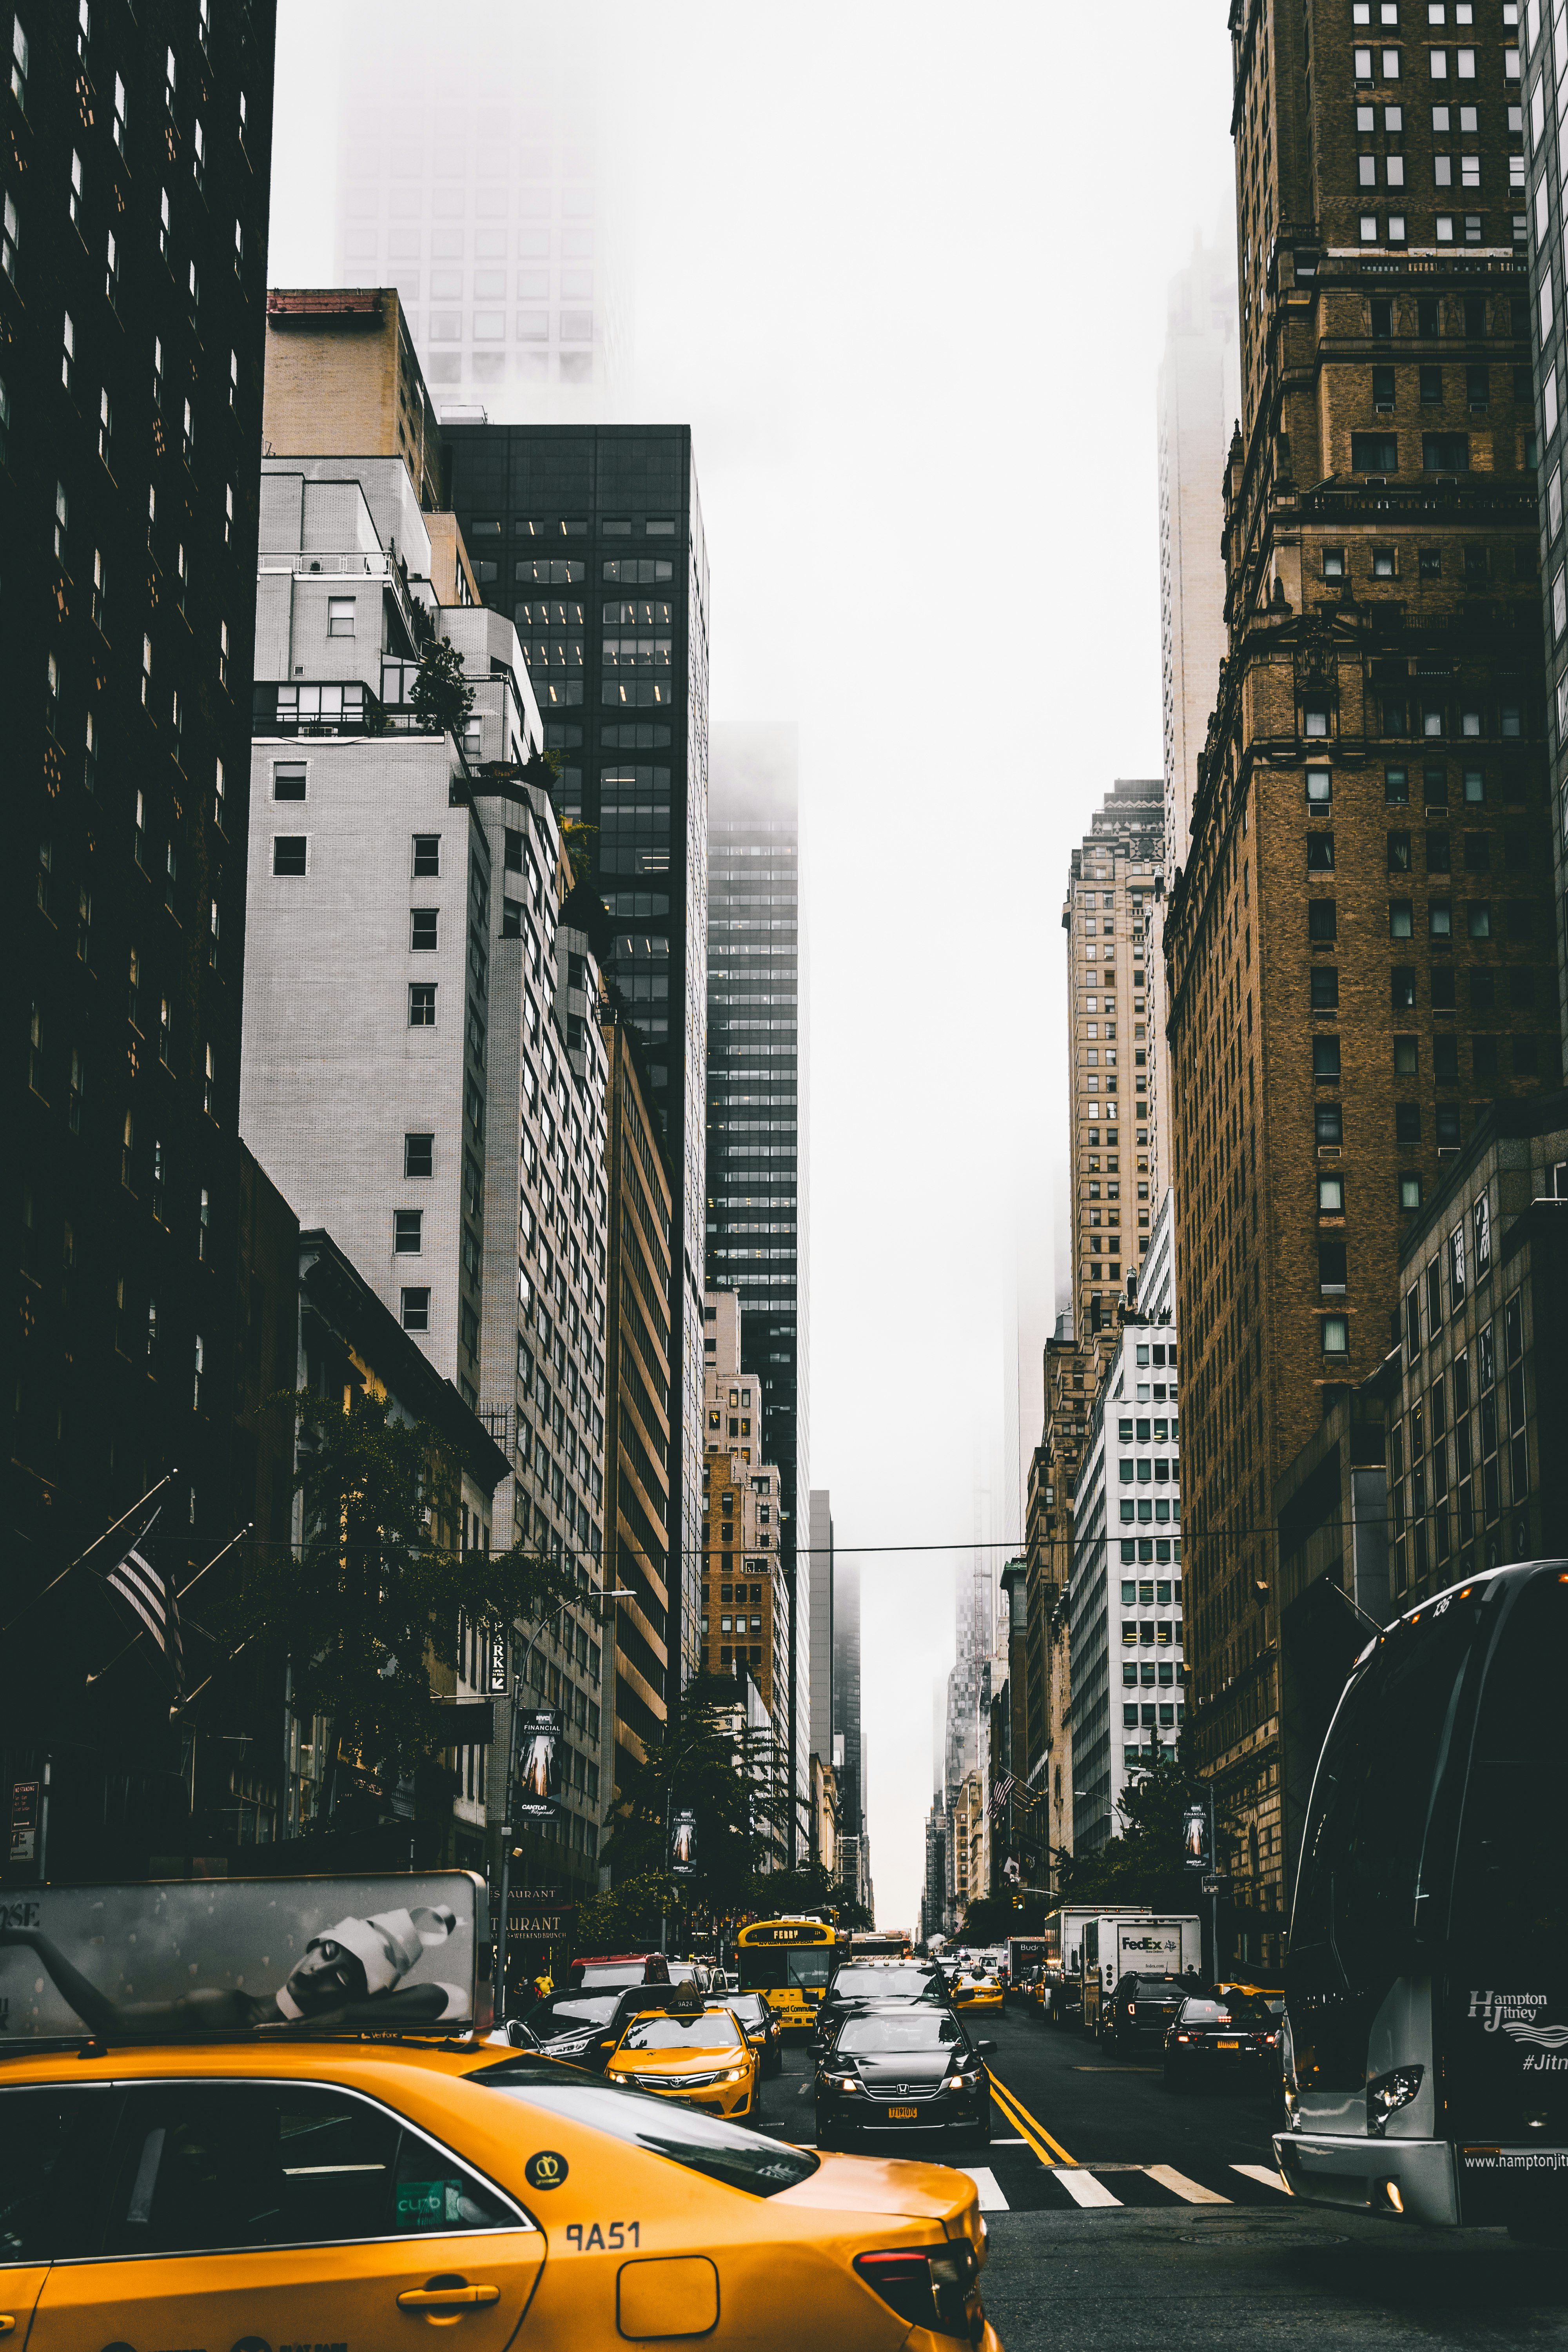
[1081,1914,1202,2038]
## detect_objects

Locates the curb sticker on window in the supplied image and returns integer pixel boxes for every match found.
[398,2177,468,2225]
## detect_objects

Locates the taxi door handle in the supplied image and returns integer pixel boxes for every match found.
[0,2319,16,2336]
[397,2283,501,2307]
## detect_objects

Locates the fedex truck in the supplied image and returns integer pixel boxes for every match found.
[1081,1915,1202,2037]
[1036,1905,1155,2026]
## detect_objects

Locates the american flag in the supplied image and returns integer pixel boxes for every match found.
[105,1508,183,1697]
[989,1772,1016,1819]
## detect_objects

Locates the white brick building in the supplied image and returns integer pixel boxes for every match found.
[241,456,615,1889]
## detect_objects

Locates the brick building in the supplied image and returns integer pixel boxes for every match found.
[1165,0,1559,1964]
[1063,780,1172,1347]
[262,289,445,511]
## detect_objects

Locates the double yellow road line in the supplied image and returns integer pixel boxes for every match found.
[988,2069,1078,2169]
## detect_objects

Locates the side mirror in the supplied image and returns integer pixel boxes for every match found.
[976,2038,998,2056]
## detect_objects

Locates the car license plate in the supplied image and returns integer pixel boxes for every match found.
[887,2105,918,2120]
[1217,2039,1240,2051]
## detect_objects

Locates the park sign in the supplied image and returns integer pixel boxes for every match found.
[0,1872,491,2042]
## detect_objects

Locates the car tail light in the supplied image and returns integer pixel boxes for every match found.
[855,2245,977,2339]
[1175,2033,1190,2043]
[1126,2002,1135,2015]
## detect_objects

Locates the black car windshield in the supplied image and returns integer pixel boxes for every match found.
[829,1968,940,1999]
[1126,1984,1183,2004]
[838,2013,965,2054]
[728,1995,768,2027]
[576,1965,654,1989]
[521,1993,621,2035]
[475,2058,818,2197]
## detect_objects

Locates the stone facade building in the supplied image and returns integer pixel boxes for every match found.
[1165,0,1557,1966]
[1063,780,1172,1345]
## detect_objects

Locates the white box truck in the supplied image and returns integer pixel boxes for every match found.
[1037,1905,1154,2026]
[1081,1915,1202,2037]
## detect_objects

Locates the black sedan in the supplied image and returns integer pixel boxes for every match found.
[726,1988,785,2076]
[1163,1990,1279,2090]
[815,2002,996,2149]
[1100,1971,1189,2054]
[812,1961,951,2056]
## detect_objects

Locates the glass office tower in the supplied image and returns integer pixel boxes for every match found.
[706,724,809,1851]
[445,424,710,1683]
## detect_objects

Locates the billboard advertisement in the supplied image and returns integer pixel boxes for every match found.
[1182,1801,1210,1871]
[515,1706,564,1820]
[670,1808,698,1878]
[0,1872,489,2040]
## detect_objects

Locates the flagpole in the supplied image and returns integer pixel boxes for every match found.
[0,1472,176,1639]
[85,1523,253,1687]
[170,1638,249,1721]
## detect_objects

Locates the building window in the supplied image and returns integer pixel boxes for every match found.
[1311,967,1341,1010]
[401,1287,431,1332]
[394,1210,423,1254]
[1308,899,1337,942]
[272,836,307,877]
[274,762,307,801]
[1316,1105,1344,1145]
[327,596,356,637]
[405,1132,434,1178]
[411,908,439,951]
[413,834,441,876]
[1313,1036,1342,1081]
[1401,1174,1423,1210]
[409,983,437,1026]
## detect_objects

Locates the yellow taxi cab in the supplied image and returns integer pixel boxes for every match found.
[604,1993,760,2120]
[0,1871,1002,2348]
[950,1971,1005,2014]
[0,2037,1001,2348]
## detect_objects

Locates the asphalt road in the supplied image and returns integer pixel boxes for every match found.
[753,2002,1568,2348]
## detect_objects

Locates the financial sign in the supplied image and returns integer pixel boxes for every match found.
[515,1708,564,1820]
[670,1808,697,1878]
[1182,1801,1211,1872]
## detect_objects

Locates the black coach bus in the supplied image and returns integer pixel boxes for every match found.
[1276,1561,1568,2235]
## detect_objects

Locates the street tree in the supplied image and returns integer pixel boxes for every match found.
[232,1387,574,1811]
[602,1670,795,1932]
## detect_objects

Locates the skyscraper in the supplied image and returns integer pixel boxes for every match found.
[706,722,809,1850]
[1158,234,1240,887]
[1063,780,1170,1348]
[4,0,278,1870]
[1167,2,1555,1967]
[808,1488,835,1791]
[444,423,710,1684]
[330,2,627,421]
[832,1539,867,1911]
[1519,5,1568,1067]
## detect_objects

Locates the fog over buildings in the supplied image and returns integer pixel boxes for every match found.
[267,0,1236,1928]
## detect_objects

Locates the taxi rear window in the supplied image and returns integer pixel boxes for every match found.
[475,2060,818,2197]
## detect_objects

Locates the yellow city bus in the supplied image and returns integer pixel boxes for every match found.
[735,1915,840,2033]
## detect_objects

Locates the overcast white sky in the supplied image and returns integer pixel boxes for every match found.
[268,0,1237,1931]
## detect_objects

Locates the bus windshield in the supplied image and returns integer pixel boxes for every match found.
[736,1947,833,1995]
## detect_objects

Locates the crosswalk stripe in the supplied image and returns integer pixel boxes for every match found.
[960,2166,1010,2211]
[1054,2168,1123,2209]
[1145,2164,1232,2204]
[1230,2162,1289,2193]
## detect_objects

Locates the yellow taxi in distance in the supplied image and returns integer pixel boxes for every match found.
[0,2038,1000,2349]
[605,1995,760,2120]
[950,1972,1005,2014]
